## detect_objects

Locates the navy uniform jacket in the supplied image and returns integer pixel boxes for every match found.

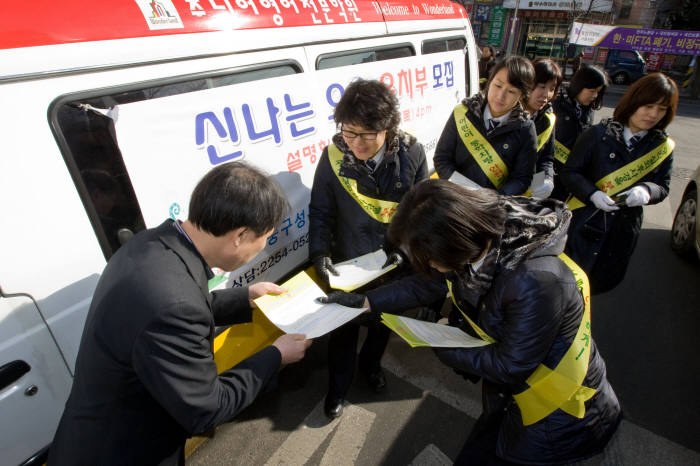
[49,220,281,465]
[562,119,673,293]
[434,93,537,196]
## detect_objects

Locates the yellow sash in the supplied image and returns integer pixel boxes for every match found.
[327,144,398,223]
[537,113,556,152]
[554,139,570,164]
[453,104,508,189]
[567,138,675,211]
[447,253,595,426]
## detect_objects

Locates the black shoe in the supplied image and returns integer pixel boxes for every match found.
[365,369,387,393]
[324,395,344,419]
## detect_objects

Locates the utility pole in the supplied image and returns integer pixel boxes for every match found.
[505,0,520,55]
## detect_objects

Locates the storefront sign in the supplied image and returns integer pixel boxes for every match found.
[596,48,608,63]
[571,22,700,55]
[472,22,482,42]
[475,4,491,22]
[488,7,505,46]
[502,0,612,11]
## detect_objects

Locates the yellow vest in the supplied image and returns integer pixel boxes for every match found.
[447,253,595,426]
[567,138,675,211]
[453,104,509,189]
[327,144,399,223]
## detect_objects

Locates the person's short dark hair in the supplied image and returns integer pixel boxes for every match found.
[486,55,536,103]
[188,162,289,237]
[532,58,563,98]
[388,179,506,275]
[333,79,401,137]
[613,72,679,131]
[567,64,608,110]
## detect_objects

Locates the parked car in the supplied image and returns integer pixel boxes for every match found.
[671,164,700,261]
[604,49,647,85]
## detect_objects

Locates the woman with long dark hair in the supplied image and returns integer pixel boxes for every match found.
[523,58,563,198]
[434,55,538,196]
[387,179,622,465]
[562,72,679,294]
[550,64,608,200]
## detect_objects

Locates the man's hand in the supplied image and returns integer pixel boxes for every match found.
[531,177,554,199]
[589,190,620,212]
[620,186,650,207]
[249,282,286,307]
[273,333,312,365]
[313,256,339,284]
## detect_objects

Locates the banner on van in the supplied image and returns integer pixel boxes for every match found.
[113,52,465,285]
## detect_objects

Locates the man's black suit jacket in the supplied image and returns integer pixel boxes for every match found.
[49,220,282,465]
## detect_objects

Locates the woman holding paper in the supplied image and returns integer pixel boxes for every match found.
[522,58,562,199]
[550,64,608,200]
[309,79,431,419]
[433,55,538,195]
[562,73,678,294]
[387,179,622,465]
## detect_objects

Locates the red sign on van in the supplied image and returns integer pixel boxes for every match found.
[0,0,464,50]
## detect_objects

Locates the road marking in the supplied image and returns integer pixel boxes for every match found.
[264,400,375,466]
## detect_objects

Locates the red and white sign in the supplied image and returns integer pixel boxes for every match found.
[645,52,663,72]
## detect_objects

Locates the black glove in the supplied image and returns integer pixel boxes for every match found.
[313,256,338,284]
[316,291,366,308]
[382,251,404,269]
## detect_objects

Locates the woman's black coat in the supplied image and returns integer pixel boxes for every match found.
[433,93,537,196]
[562,119,673,293]
[434,226,621,464]
[550,87,595,200]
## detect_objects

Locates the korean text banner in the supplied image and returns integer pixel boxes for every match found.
[571,22,700,55]
[113,52,465,286]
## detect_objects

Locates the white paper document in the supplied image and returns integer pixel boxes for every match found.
[254,271,366,339]
[448,171,482,190]
[381,313,491,348]
[329,249,397,292]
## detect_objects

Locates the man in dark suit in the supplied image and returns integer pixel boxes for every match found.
[48,162,312,465]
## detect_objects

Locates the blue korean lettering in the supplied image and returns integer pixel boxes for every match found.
[242,98,282,144]
[268,230,279,246]
[444,61,454,87]
[284,94,315,138]
[295,209,306,228]
[281,217,293,236]
[433,63,444,88]
[195,110,243,165]
[326,83,345,120]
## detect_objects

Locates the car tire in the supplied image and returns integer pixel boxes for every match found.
[670,186,698,259]
[613,72,628,85]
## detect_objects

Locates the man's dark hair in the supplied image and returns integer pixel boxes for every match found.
[486,55,535,102]
[388,180,506,275]
[333,79,401,137]
[188,162,289,237]
[613,72,678,131]
[567,64,608,110]
[532,58,563,98]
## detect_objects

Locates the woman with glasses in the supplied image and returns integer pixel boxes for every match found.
[434,55,538,196]
[562,73,678,294]
[387,179,622,465]
[522,58,563,199]
[309,79,433,419]
[550,64,608,200]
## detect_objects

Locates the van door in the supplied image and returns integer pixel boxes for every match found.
[0,290,72,465]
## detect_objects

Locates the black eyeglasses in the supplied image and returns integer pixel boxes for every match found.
[340,128,380,141]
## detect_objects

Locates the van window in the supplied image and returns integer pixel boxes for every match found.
[421,37,466,54]
[316,44,415,70]
[618,50,640,62]
[50,62,301,260]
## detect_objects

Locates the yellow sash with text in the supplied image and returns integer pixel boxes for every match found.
[554,139,570,164]
[566,138,675,211]
[447,253,595,426]
[327,144,398,223]
[453,104,508,189]
[537,113,556,152]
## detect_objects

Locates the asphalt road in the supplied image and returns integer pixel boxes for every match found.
[188,91,700,466]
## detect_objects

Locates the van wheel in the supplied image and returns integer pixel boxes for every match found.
[612,72,628,85]
[670,186,698,260]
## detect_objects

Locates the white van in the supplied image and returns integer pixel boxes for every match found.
[0,1,478,463]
